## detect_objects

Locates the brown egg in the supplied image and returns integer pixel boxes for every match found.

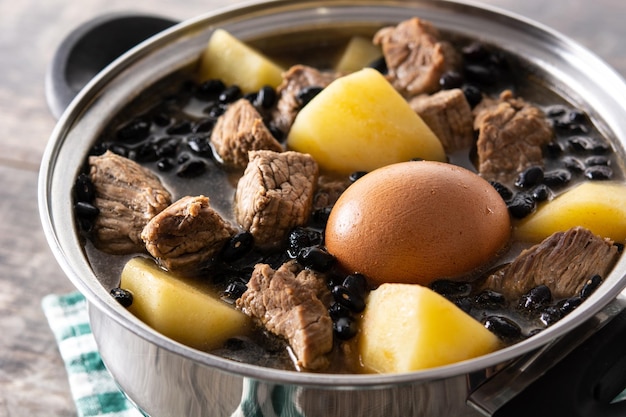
[324,161,511,286]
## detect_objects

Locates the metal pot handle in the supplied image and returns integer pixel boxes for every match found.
[468,294,626,417]
[45,12,177,119]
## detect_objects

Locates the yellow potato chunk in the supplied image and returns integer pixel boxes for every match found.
[358,283,501,373]
[197,29,284,93]
[515,181,626,243]
[287,68,446,175]
[335,36,382,73]
[120,257,251,351]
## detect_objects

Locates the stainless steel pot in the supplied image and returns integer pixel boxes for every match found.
[39,1,626,416]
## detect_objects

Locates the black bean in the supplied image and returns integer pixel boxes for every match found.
[155,137,181,157]
[474,290,506,310]
[368,56,388,74]
[73,173,95,202]
[332,285,366,313]
[553,118,589,134]
[489,181,513,201]
[108,143,130,158]
[297,246,335,272]
[110,287,133,307]
[223,281,248,301]
[223,337,246,351]
[518,285,552,311]
[515,166,544,189]
[461,84,483,107]
[462,42,491,62]
[254,86,277,109]
[333,316,358,340]
[558,296,583,315]
[176,159,207,178]
[311,207,332,227]
[342,274,368,299]
[454,297,473,314]
[584,165,613,180]
[543,169,572,187]
[349,171,368,182]
[177,152,190,164]
[430,280,472,298]
[219,85,242,103]
[545,104,568,118]
[193,118,216,133]
[464,64,498,85]
[539,306,562,326]
[439,70,464,90]
[116,118,151,143]
[268,124,286,142]
[328,302,351,320]
[507,192,536,219]
[561,155,585,173]
[287,227,322,258]
[614,242,624,254]
[243,92,257,103]
[585,155,610,167]
[544,141,563,159]
[152,113,171,127]
[221,232,254,263]
[296,246,335,272]
[568,136,610,153]
[186,134,212,156]
[204,102,228,118]
[156,157,174,171]
[531,184,551,202]
[75,201,99,220]
[166,121,193,135]
[297,86,324,107]
[580,274,602,299]
[196,79,226,99]
[484,315,522,339]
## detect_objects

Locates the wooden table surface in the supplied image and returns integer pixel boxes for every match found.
[1,0,625,415]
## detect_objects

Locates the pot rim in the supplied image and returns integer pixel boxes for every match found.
[39,0,626,387]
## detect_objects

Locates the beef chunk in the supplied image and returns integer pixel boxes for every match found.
[270,65,339,135]
[313,175,351,210]
[236,260,333,370]
[373,17,459,98]
[141,195,236,272]
[234,150,319,249]
[409,88,474,152]
[88,150,172,254]
[480,227,619,299]
[210,99,283,169]
[474,90,554,183]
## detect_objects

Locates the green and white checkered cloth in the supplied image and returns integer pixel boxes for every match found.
[42,292,144,417]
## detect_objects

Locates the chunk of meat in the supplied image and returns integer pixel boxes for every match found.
[141,195,236,272]
[270,65,339,135]
[89,150,172,254]
[313,175,351,210]
[236,260,333,370]
[210,99,283,169]
[409,88,474,152]
[373,17,459,97]
[480,227,619,299]
[234,150,319,248]
[473,90,554,183]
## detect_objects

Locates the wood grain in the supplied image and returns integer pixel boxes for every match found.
[0,0,623,416]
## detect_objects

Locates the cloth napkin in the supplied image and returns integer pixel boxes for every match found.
[42,292,144,417]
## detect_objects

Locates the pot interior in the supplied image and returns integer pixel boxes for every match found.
[40,0,626,387]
